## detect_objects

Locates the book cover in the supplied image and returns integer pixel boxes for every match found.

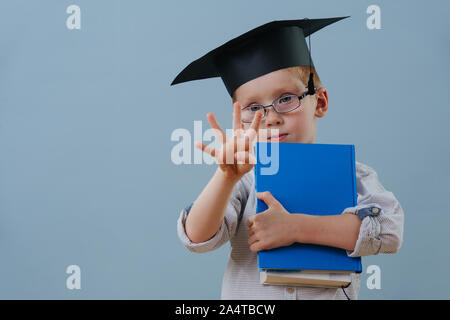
[254,142,362,273]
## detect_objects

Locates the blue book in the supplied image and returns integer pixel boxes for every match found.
[254,142,362,273]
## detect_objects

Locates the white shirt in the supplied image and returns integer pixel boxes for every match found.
[177,161,404,299]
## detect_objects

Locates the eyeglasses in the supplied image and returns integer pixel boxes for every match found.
[240,90,313,123]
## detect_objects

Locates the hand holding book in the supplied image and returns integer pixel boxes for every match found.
[246,191,303,252]
[247,190,361,253]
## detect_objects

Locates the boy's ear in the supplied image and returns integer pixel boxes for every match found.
[315,87,329,118]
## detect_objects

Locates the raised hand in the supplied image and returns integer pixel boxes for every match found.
[195,102,263,181]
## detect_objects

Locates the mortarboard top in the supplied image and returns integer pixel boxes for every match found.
[171,17,350,97]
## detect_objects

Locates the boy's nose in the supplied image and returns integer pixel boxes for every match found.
[264,108,283,126]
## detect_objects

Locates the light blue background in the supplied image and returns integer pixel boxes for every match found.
[0,0,449,299]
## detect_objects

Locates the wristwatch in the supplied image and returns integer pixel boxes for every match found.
[356,206,382,220]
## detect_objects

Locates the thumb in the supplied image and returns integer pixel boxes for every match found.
[257,191,280,208]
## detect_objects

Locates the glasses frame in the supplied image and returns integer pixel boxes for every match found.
[240,89,315,123]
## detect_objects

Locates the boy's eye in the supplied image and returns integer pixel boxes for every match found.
[249,105,262,112]
[278,96,292,104]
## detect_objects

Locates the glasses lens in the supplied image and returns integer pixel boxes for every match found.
[241,105,263,123]
[274,95,300,113]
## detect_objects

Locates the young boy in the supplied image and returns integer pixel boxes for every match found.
[172,17,404,300]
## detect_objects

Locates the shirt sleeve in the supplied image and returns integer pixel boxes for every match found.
[341,162,405,257]
[176,176,247,254]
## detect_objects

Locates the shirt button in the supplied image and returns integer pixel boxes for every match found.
[371,207,380,214]
[286,287,294,294]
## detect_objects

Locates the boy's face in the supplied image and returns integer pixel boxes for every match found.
[234,68,329,143]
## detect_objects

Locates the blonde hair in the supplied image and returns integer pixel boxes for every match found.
[286,65,322,91]
[232,65,322,102]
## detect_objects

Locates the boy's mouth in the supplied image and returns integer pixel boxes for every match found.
[267,133,288,142]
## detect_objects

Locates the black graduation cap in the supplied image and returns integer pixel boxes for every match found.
[171,17,349,97]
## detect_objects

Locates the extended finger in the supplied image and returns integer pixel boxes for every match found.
[250,109,263,132]
[206,113,226,145]
[194,141,217,158]
[246,110,263,141]
[233,102,243,136]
